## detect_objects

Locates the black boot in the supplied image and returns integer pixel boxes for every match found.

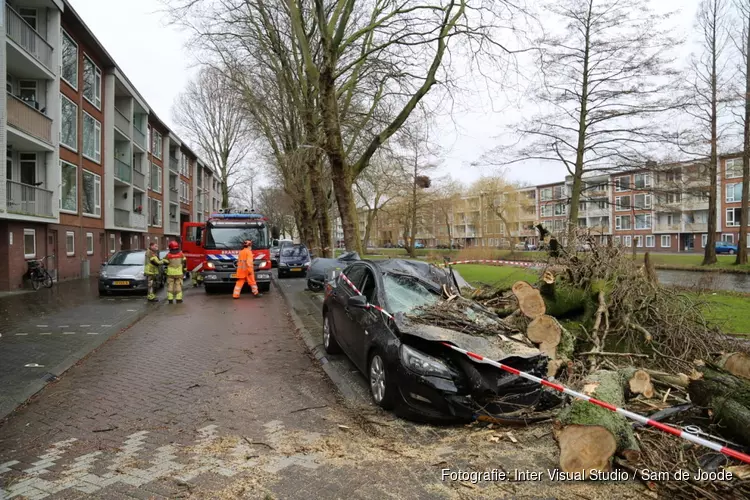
[177,299,183,303]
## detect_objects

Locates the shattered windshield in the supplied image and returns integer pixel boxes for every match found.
[382,273,439,314]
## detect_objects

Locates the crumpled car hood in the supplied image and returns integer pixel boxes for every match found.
[308,252,361,281]
[397,316,539,359]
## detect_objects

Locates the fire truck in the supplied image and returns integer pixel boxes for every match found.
[181,209,273,294]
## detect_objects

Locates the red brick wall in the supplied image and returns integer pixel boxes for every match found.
[1,222,50,289]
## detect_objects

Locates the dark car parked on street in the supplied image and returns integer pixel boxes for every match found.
[321,259,559,423]
[306,251,361,292]
[277,244,312,279]
[99,250,164,296]
[270,239,293,268]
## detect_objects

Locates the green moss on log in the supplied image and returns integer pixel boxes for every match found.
[543,283,588,317]
[689,368,750,446]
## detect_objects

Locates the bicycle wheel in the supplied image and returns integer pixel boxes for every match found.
[31,271,41,290]
[43,271,54,288]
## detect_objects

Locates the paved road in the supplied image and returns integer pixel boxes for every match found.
[0,277,644,499]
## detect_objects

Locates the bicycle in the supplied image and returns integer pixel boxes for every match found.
[27,255,54,290]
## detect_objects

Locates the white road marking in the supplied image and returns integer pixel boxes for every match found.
[40,332,52,336]
[127,309,136,312]
[36,325,48,328]
[59,325,69,328]
[16,333,28,336]
[101,324,112,327]
[63,332,75,335]
[87,332,99,335]
[80,325,90,327]
[24,363,44,368]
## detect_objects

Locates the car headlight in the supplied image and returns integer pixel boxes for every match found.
[205,261,215,270]
[100,271,108,278]
[135,270,146,280]
[400,345,453,379]
[278,262,287,267]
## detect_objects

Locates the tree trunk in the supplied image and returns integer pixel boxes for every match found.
[221,180,230,209]
[703,11,720,266]
[511,281,546,319]
[738,9,750,265]
[715,352,750,381]
[308,157,332,258]
[555,370,640,476]
[363,209,377,250]
[689,367,750,446]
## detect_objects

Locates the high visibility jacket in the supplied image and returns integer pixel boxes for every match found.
[144,249,161,276]
[236,247,255,279]
[164,251,187,276]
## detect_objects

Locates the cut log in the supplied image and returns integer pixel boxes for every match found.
[539,271,556,299]
[644,369,691,389]
[688,368,750,446]
[621,368,655,399]
[527,315,561,347]
[511,281,546,319]
[715,353,750,382]
[547,359,567,378]
[555,370,640,476]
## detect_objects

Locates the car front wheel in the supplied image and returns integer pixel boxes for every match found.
[729,249,736,255]
[323,313,342,354]
[369,350,396,410]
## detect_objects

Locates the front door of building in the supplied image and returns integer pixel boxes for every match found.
[47,229,58,280]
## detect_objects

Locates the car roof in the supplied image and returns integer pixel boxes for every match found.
[115,249,146,254]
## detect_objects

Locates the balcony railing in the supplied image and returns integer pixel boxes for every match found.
[655,223,681,232]
[684,222,708,232]
[132,168,146,190]
[115,158,132,183]
[133,126,147,149]
[170,220,179,234]
[114,108,130,136]
[6,180,54,217]
[5,5,54,71]
[6,93,53,144]
[169,156,179,173]
[114,208,147,230]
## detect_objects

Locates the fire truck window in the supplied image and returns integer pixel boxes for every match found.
[186,227,197,242]
[195,227,203,245]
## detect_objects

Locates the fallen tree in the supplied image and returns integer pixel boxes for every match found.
[689,367,750,447]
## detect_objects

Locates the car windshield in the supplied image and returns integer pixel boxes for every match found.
[205,224,269,250]
[382,273,439,314]
[109,251,146,266]
[281,246,308,257]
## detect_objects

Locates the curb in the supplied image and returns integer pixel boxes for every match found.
[273,278,365,404]
[0,301,160,422]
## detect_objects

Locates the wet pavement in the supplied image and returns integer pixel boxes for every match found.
[0,276,645,499]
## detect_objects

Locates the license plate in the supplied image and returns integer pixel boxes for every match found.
[230,274,238,278]
[291,267,302,272]
[113,280,130,286]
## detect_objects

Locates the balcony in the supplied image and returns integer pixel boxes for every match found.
[132,168,146,191]
[6,93,53,145]
[115,158,132,184]
[169,156,179,173]
[133,125,147,150]
[114,209,147,230]
[586,207,610,217]
[5,5,54,73]
[655,223,680,232]
[6,180,54,218]
[587,190,609,198]
[114,108,130,136]
[170,220,179,234]
[684,222,708,233]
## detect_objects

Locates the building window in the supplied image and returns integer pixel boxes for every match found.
[82,170,101,217]
[623,235,632,247]
[702,234,708,247]
[66,231,75,256]
[615,176,631,192]
[83,55,102,109]
[646,235,655,248]
[540,188,552,201]
[61,29,78,89]
[149,163,162,193]
[149,198,163,227]
[152,131,162,159]
[60,160,77,213]
[727,208,740,227]
[635,236,643,248]
[615,195,631,211]
[661,235,671,248]
[60,94,78,151]
[24,229,36,258]
[722,234,734,243]
[635,214,652,229]
[614,236,621,246]
[634,173,652,189]
[541,205,553,217]
[109,233,116,254]
[615,215,631,230]
[86,232,94,255]
[726,158,743,179]
[19,80,37,103]
[726,183,743,203]
[82,112,101,163]
[554,203,567,216]
[634,193,652,210]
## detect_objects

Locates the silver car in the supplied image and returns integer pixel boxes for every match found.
[98,250,164,296]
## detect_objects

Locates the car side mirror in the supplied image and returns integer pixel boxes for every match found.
[347,295,368,309]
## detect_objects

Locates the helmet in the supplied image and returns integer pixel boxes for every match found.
[169,241,179,250]
[244,239,253,247]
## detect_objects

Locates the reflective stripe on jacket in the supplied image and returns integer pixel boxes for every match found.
[165,251,187,276]
[144,249,161,276]
[236,247,254,279]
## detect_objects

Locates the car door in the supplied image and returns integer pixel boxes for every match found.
[331,264,367,358]
[346,266,380,371]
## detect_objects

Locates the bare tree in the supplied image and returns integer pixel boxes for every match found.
[734,0,750,264]
[353,152,402,249]
[172,67,253,208]
[470,174,535,247]
[482,0,678,244]
[433,179,463,248]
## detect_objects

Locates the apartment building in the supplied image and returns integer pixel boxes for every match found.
[0,0,223,290]
[721,155,750,249]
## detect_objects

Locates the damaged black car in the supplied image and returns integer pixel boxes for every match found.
[322,259,561,424]
[307,251,361,292]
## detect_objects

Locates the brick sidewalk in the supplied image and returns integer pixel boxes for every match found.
[0,281,644,499]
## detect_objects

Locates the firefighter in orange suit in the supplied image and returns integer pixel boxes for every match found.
[233,239,259,298]
[164,241,187,304]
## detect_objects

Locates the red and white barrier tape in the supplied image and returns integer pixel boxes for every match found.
[339,271,750,464]
[439,259,536,268]
[441,342,750,465]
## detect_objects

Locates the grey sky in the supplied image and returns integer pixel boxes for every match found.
[71,0,704,187]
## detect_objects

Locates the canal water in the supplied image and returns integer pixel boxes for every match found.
[656,270,750,293]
